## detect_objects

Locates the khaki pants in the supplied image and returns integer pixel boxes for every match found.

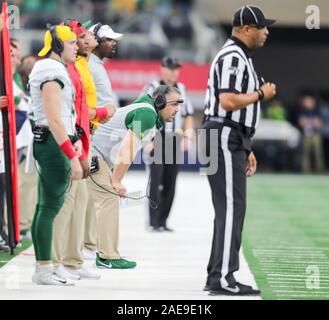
[302,133,325,173]
[84,152,97,251]
[84,194,97,251]
[87,158,120,259]
[18,159,37,232]
[52,179,88,269]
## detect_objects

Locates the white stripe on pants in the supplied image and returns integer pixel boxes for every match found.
[219,126,234,288]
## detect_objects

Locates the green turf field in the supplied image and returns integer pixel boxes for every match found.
[243,174,329,300]
[0,239,32,269]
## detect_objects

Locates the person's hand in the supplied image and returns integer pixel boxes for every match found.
[260,82,276,101]
[0,96,8,109]
[79,158,90,179]
[246,151,257,177]
[99,105,116,124]
[106,105,116,118]
[74,140,83,158]
[70,157,83,180]
[112,179,127,197]
[98,117,109,124]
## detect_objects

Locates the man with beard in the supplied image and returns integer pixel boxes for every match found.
[141,57,194,232]
[88,23,118,129]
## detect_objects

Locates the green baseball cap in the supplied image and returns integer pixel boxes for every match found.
[82,20,93,29]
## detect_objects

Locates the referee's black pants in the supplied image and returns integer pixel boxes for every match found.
[201,120,251,288]
[149,132,180,228]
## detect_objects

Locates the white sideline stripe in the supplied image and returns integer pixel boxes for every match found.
[256,252,326,255]
[256,253,327,256]
[277,294,327,298]
[269,278,328,282]
[268,279,311,282]
[270,285,315,289]
[256,253,327,257]
[269,280,329,283]
[274,290,329,294]
[258,260,329,265]
[259,263,325,267]
[255,252,327,256]
[253,248,326,251]
[259,265,324,269]
[253,246,329,250]
[260,267,316,271]
[258,261,329,264]
[220,127,233,289]
[268,274,329,279]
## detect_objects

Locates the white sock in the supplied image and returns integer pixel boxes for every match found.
[36,264,53,273]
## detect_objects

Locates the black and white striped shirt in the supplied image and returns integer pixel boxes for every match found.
[203,36,261,129]
[141,80,194,132]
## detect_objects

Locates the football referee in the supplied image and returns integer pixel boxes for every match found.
[141,57,194,231]
[201,5,276,296]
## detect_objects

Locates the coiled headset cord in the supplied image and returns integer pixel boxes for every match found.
[87,173,158,209]
[35,160,158,209]
[34,160,73,199]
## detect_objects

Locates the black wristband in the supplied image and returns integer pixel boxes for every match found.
[257,89,264,101]
[70,135,80,144]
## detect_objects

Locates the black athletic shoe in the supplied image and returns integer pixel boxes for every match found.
[209,282,261,296]
[149,226,175,232]
[149,226,162,232]
[203,285,210,291]
[162,226,174,232]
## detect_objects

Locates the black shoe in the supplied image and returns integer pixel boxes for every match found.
[209,282,261,296]
[162,226,174,232]
[149,226,174,232]
[149,226,162,232]
[203,285,210,291]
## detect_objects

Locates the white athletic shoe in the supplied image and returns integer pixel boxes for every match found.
[32,265,75,286]
[56,265,101,280]
[55,265,80,281]
[82,247,97,260]
[76,266,101,280]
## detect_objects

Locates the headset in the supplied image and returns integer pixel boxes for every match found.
[154,85,168,112]
[93,22,103,43]
[49,25,64,55]
[63,17,75,27]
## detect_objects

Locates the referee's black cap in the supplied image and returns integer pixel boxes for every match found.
[161,56,181,70]
[232,5,276,28]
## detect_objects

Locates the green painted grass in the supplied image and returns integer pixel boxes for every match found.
[243,174,329,300]
[0,240,32,269]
